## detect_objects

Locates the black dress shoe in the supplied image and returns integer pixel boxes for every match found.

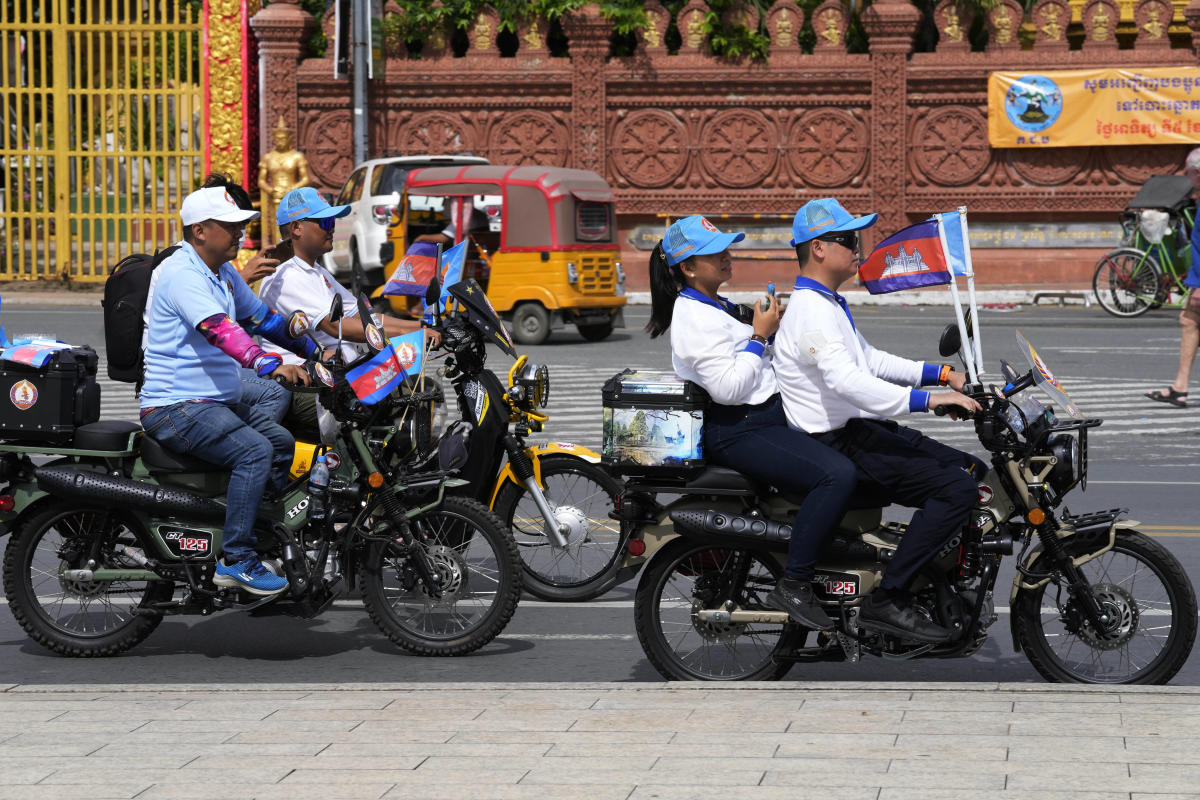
[858,592,952,644]
[765,577,835,630]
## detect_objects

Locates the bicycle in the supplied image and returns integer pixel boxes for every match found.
[1093,175,1196,319]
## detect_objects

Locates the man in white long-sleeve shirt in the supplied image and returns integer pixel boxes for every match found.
[774,198,982,644]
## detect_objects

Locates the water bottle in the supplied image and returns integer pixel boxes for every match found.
[307,453,330,522]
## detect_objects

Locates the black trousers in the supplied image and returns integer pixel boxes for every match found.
[815,418,983,592]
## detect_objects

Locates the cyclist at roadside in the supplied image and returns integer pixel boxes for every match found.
[140,187,322,596]
[1145,147,1200,409]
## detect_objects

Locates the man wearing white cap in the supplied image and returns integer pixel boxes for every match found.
[139,187,316,596]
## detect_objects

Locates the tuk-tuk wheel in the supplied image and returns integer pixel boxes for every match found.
[578,321,613,342]
[512,302,551,346]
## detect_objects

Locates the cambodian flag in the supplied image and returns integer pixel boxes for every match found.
[345,343,408,405]
[857,220,952,294]
[382,241,439,297]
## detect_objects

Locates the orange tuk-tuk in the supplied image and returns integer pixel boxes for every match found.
[375,165,626,344]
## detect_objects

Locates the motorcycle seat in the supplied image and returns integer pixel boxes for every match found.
[140,435,223,473]
[72,420,142,451]
[683,466,764,495]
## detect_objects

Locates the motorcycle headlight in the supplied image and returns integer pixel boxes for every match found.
[516,362,550,409]
[1048,433,1082,492]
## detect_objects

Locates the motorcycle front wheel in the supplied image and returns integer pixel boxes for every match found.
[634,538,793,681]
[1013,530,1197,684]
[493,454,623,602]
[360,495,521,656]
[2,506,174,657]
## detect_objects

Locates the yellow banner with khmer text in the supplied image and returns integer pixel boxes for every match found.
[988,67,1200,148]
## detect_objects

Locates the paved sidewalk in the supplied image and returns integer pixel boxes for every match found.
[1,682,1199,800]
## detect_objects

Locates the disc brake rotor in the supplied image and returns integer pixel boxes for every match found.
[425,544,468,604]
[1064,582,1140,651]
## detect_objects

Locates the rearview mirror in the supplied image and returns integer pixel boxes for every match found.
[329,295,344,323]
[425,276,441,308]
[1000,359,1020,384]
[937,323,961,358]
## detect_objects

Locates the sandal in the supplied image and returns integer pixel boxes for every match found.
[1145,388,1189,408]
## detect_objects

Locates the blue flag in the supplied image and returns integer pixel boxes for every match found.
[437,239,468,309]
[932,210,970,277]
[389,330,425,377]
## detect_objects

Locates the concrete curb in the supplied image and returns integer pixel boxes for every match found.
[0,292,103,307]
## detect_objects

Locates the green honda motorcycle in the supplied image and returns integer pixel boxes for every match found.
[0,290,521,658]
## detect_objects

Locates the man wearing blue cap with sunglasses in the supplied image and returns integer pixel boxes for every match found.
[773,198,982,644]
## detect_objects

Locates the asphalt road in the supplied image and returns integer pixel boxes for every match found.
[2,301,1199,685]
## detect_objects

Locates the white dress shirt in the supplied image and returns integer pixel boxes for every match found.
[774,279,933,433]
[669,289,776,406]
[258,254,360,365]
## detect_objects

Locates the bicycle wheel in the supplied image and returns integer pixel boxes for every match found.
[1093,248,1162,318]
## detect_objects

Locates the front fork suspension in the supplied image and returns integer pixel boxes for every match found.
[503,435,570,548]
[1036,519,1113,632]
[378,485,444,599]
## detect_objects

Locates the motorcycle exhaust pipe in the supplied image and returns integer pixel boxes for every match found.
[696,608,789,624]
[36,466,225,521]
[670,509,791,543]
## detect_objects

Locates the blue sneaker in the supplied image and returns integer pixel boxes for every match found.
[213,557,288,596]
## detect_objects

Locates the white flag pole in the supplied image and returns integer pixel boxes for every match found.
[937,214,978,384]
[958,205,984,379]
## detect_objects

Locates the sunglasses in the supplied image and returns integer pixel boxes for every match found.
[304,217,337,231]
[815,230,860,252]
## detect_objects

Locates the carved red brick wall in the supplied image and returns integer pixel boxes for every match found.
[254,1,1200,290]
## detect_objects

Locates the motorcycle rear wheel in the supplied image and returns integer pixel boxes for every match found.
[634,538,793,681]
[3,506,173,657]
[360,496,521,656]
[1013,530,1197,684]
[493,454,623,601]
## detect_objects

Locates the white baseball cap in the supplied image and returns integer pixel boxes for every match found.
[180,187,260,226]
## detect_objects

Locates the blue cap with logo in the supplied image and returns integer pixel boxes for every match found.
[276,187,352,226]
[663,215,746,266]
[789,198,878,247]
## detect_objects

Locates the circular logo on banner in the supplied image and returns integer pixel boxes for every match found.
[1003,75,1063,133]
[314,363,334,387]
[977,484,995,505]
[365,325,385,351]
[9,380,37,411]
[287,311,310,339]
[700,217,718,233]
[395,341,418,370]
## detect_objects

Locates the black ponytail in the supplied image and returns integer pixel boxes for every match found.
[645,241,687,338]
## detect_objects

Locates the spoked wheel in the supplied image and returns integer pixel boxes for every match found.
[493,454,623,601]
[1092,248,1162,318]
[634,538,793,681]
[360,496,521,656]
[2,506,173,657]
[1013,530,1197,684]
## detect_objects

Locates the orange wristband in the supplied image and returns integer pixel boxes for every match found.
[938,364,952,385]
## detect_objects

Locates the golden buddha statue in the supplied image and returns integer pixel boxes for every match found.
[257,117,310,246]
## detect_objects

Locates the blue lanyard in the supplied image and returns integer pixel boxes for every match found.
[679,287,741,322]
[793,276,855,331]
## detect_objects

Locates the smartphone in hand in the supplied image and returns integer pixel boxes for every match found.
[760,283,776,312]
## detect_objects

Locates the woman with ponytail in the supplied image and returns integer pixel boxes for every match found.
[646,215,857,632]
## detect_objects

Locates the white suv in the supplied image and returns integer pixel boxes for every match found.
[325,154,489,283]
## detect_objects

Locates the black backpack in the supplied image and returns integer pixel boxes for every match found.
[101,245,179,382]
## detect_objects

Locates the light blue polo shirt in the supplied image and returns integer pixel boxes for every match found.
[140,242,269,408]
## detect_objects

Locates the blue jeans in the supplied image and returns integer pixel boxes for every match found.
[239,370,291,424]
[704,395,857,581]
[141,399,294,564]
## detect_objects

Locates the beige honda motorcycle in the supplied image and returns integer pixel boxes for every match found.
[613,328,1196,684]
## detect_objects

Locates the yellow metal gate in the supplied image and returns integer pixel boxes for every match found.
[1,0,203,282]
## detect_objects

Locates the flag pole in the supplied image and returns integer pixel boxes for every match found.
[937,215,978,384]
[958,205,983,379]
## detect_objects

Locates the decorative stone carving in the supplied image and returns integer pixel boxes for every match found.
[208,0,245,180]
[912,106,990,187]
[1134,0,1173,47]
[488,111,569,167]
[639,1,670,56]
[1031,0,1070,49]
[699,109,776,189]
[812,0,849,51]
[467,5,500,58]
[299,108,354,189]
[765,1,803,57]
[611,110,689,188]
[985,0,1024,51]
[933,0,972,52]
[515,15,550,59]
[249,0,313,161]
[788,109,868,189]
[1007,148,1086,185]
[400,112,475,155]
[676,0,711,57]
[1080,0,1120,49]
[563,6,609,172]
[1108,145,1191,184]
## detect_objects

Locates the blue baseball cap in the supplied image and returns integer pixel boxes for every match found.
[276,187,351,226]
[789,198,878,247]
[664,215,745,266]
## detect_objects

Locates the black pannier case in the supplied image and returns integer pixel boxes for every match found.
[0,345,102,442]
[602,369,709,477]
